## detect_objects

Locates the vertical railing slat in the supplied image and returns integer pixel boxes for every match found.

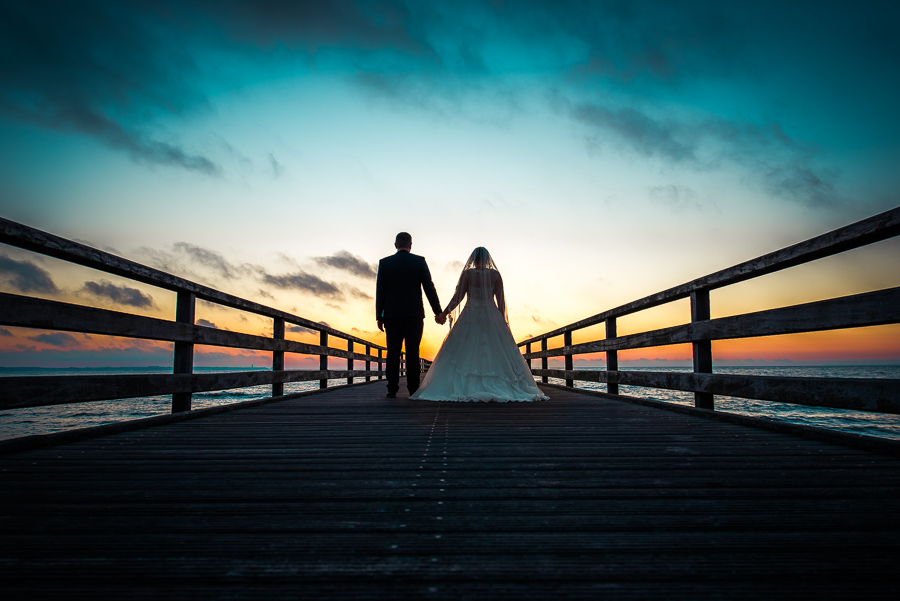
[564,331,573,387]
[319,331,328,389]
[172,291,195,413]
[378,348,384,380]
[347,340,354,386]
[606,317,618,395]
[526,342,533,378]
[541,339,548,384]
[365,344,371,382]
[272,317,284,397]
[691,290,714,409]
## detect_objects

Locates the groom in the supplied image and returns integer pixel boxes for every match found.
[376,232,443,398]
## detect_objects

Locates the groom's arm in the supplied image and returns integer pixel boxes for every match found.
[375,259,385,322]
[420,258,442,315]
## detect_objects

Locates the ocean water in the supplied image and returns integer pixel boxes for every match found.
[548,365,900,442]
[1,365,898,442]
[0,367,374,441]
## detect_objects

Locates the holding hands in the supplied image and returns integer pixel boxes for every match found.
[435,311,448,325]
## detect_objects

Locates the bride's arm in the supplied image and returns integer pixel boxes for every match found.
[444,273,469,314]
[494,273,505,315]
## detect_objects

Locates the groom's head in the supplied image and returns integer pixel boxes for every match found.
[395,232,412,251]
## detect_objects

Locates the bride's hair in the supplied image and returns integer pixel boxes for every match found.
[472,247,489,269]
[445,247,507,329]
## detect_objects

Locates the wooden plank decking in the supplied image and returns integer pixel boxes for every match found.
[2,382,900,599]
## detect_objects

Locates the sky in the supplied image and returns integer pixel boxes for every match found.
[0,0,898,368]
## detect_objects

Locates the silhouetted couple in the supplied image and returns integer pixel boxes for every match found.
[375,232,547,402]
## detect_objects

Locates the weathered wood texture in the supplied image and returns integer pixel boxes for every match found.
[523,286,900,359]
[2,382,899,599]
[519,205,900,344]
[532,369,900,414]
[0,217,381,348]
[0,292,382,362]
[0,369,382,409]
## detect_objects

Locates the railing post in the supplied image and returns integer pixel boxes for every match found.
[319,331,328,389]
[378,348,383,379]
[365,345,371,382]
[347,340,354,386]
[541,338,548,384]
[172,291,195,413]
[526,342,532,374]
[691,290,714,409]
[564,331,573,387]
[606,317,618,395]
[272,318,284,397]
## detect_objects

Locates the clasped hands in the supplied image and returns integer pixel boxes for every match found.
[435,311,449,325]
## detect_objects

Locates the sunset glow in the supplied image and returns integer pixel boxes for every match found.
[1,1,898,367]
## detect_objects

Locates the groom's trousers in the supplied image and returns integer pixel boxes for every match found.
[384,317,424,394]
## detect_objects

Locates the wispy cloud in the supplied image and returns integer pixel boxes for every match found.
[29,332,78,347]
[0,255,59,294]
[196,319,217,329]
[561,97,840,207]
[81,280,155,309]
[315,250,376,279]
[261,271,344,300]
[268,153,284,178]
[0,328,13,337]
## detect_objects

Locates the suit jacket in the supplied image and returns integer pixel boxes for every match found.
[376,250,442,320]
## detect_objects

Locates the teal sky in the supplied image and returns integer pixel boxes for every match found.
[1,0,898,365]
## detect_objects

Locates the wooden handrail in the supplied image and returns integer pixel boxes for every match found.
[0,217,380,348]
[0,216,388,413]
[519,206,900,345]
[518,206,900,413]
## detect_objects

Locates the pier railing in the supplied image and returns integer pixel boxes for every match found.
[519,206,900,415]
[0,218,389,415]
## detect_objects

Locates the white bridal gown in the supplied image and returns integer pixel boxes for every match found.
[411,266,548,403]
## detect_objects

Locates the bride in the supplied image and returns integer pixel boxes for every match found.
[410,247,548,403]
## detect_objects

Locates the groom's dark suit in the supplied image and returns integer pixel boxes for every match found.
[376,250,442,395]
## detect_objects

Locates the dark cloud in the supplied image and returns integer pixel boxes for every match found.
[564,97,840,207]
[0,328,13,337]
[81,280,155,309]
[0,255,59,294]
[764,162,839,208]
[0,2,219,174]
[287,324,317,335]
[261,271,344,299]
[345,285,373,300]
[268,153,284,178]
[315,250,376,279]
[29,332,78,347]
[172,242,245,279]
[196,319,218,329]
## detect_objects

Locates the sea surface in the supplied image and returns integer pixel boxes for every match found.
[1,365,898,442]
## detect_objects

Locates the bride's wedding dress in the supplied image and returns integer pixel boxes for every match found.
[411,248,548,403]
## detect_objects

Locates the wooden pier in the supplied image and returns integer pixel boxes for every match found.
[3,382,900,599]
[2,210,900,598]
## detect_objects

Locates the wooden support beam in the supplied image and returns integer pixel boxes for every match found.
[272,317,284,397]
[563,331,573,387]
[541,339,548,384]
[365,345,371,382]
[606,317,618,395]
[691,290,714,410]
[319,331,328,389]
[172,292,195,413]
[347,341,354,386]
